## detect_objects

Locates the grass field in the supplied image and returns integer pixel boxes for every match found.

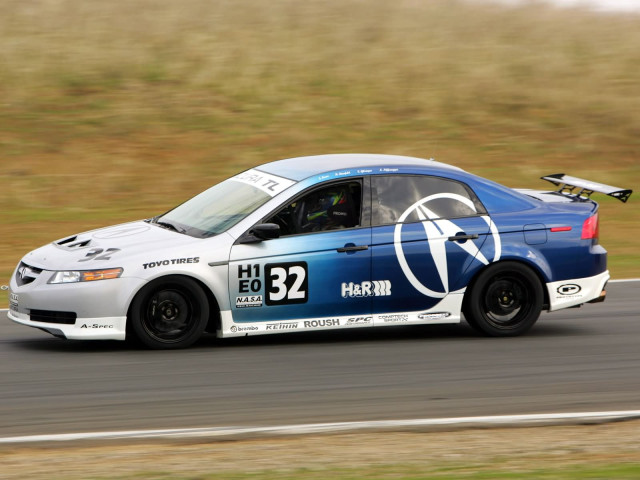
[1,0,639,293]
[3,421,640,479]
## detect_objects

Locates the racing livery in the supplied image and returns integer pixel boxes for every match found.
[8,154,632,348]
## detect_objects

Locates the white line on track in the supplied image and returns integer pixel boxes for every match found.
[2,411,640,444]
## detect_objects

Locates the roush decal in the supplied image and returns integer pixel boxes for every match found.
[231,169,295,196]
[341,280,391,298]
[393,193,501,298]
[265,262,308,306]
[303,318,340,328]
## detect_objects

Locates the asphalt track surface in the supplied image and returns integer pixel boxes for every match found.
[1,282,638,438]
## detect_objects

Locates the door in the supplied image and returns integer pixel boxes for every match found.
[229,179,373,325]
[370,175,495,318]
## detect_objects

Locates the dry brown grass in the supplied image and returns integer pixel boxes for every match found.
[1,0,639,290]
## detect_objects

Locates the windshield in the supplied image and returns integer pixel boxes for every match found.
[156,177,274,238]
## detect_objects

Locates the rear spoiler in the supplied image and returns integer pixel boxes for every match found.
[541,174,632,203]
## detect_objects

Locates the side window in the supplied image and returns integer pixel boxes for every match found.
[266,181,362,236]
[372,175,486,225]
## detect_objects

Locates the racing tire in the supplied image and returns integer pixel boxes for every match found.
[463,262,543,337]
[129,276,210,349]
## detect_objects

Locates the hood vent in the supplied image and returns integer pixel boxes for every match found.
[56,237,91,249]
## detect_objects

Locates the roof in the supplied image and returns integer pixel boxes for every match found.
[258,154,463,181]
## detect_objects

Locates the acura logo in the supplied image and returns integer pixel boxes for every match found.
[393,193,501,298]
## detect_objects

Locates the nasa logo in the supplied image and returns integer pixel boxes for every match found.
[393,193,501,298]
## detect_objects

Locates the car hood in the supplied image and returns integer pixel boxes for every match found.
[21,220,207,271]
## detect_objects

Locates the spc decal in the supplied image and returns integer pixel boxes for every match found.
[265,262,308,306]
[393,193,501,298]
[345,316,372,326]
[235,295,263,308]
[341,280,391,298]
[143,257,200,269]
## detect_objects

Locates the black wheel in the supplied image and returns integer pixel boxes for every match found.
[463,262,543,337]
[129,276,209,349]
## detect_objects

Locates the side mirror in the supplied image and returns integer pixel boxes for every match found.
[237,223,281,244]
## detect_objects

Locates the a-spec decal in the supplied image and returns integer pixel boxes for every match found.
[341,280,391,298]
[231,168,296,196]
[265,262,308,306]
[393,193,501,298]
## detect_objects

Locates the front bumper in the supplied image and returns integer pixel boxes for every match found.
[9,266,144,341]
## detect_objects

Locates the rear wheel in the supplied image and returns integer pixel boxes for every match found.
[129,276,209,349]
[463,262,543,337]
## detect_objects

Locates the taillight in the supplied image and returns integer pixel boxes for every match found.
[581,213,599,240]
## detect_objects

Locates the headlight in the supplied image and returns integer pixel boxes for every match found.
[48,268,123,284]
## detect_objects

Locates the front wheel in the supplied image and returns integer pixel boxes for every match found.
[129,276,209,349]
[463,262,543,337]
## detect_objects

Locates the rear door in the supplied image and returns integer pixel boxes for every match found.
[370,175,495,319]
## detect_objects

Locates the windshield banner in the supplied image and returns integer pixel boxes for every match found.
[231,169,296,197]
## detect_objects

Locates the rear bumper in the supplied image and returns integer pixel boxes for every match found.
[546,270,609,312]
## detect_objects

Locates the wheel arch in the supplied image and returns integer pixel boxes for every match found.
[463,258,550,311]
[125,273,222,338]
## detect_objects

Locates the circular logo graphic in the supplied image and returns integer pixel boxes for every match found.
[393,193,501,298]
[93,225,150,239]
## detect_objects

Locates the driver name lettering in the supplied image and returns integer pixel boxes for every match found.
[142,257,199,269]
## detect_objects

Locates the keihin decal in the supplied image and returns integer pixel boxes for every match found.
[341,280,391,298]
[394,193,501,298]
[232,169,295,196]
[265,322,298,331]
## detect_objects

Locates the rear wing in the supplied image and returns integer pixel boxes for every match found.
[541,174,632,203]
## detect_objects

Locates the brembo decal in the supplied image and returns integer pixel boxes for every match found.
[393,193,501,298]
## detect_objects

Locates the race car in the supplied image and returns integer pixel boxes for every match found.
[8,154,632,348]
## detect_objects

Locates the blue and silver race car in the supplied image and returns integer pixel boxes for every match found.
[8,154,632,348]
